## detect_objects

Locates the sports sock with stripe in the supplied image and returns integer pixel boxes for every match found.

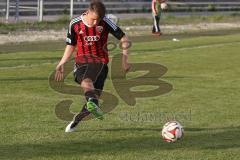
[85,91,99,106]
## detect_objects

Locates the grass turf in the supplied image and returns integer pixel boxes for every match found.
[0,32,240,160]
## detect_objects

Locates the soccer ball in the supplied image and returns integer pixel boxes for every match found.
[162,121,184,142]
[161,2,168,10]
[106,14,119,25]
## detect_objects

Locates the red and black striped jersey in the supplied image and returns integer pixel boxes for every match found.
[66,14,125,64]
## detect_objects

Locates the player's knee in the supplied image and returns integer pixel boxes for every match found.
[81,79,94,91]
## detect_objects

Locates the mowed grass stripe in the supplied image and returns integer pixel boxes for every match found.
[0,33,240,160]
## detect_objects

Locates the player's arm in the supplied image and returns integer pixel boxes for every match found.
[56,45,75,67]
[104,16,131,72]
[55,20,77,81]
[120,35,131,72]
[55,45,75,81]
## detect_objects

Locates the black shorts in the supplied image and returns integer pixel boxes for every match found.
[73,63,108,95]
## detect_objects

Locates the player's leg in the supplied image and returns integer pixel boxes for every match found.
[157,11,162,34]
[73,64,93,121]
[152,15,160,35]
[65,63,106,132]
[65,104,90,132]
[88,64,108,117]
[81,78,103,120]
[152,14,157,33]
[65,64,91,132]
[83,64,108,119]
[93,64,108,100]
[81,64,105,120]
[73,64,105,120]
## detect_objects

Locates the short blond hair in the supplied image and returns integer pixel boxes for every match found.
[89,0,106,20]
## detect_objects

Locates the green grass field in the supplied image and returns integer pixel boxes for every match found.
[0,31,240,160]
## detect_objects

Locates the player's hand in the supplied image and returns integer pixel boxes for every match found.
[122,61,131,73]
[55,64,64,82]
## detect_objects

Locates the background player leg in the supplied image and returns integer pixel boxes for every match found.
[152,15,161,35]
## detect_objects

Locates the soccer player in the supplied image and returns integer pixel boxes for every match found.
[152,0,167,36]
[54,0,131,132]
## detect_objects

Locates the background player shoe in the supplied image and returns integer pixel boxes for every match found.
[86,99,104,120]
[65,121,78,133]
[152,32,162,36]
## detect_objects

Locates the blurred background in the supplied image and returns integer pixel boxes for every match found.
[1,0,240,23]
[1,1,240,160]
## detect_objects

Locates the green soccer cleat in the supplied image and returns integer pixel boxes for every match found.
[86,99,104,120]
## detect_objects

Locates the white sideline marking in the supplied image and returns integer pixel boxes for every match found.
[130,41,240,55]
[0,62,55,70]
[0,41,240,70]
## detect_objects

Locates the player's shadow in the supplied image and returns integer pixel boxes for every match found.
[1,126,240,159]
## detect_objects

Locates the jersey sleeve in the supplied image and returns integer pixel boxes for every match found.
[103,16,125,40]
[66,20,77,46]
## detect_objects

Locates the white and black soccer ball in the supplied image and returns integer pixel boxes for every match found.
[162,121,184,142]
[106,14,119,25]
[161,2,168,10]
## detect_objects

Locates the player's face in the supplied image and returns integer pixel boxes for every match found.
[87,10,100,27]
